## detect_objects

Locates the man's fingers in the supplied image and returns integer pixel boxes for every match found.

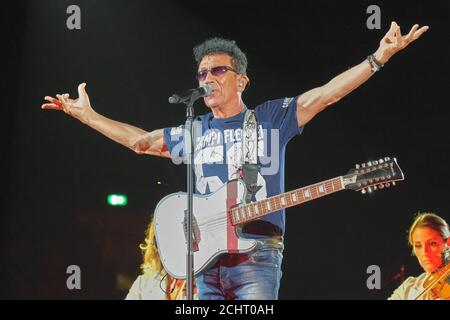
[42,88,79,112]
[389,21,397,32]
[413,26,429,40]
[45,96,63,106]
[77,82,87,98]
[42,103,63,110]
[395,26,402,44]
[405,24,419,42]
[56,94,73,110]
[56,93,66,102]
[384,21,399,43]
[44,95,56,102]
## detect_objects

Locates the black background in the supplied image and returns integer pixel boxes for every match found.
[1,0,449,299]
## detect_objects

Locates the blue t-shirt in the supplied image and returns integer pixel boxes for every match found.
[163,97,303,239]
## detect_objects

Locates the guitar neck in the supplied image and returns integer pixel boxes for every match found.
[230,176,345,225]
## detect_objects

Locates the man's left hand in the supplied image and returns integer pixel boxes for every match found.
[374,21,429,64]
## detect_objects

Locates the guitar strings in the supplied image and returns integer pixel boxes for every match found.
[185,179,342,235]
[180,169,395,234]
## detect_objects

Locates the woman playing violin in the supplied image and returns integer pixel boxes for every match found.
[389,212,449,300]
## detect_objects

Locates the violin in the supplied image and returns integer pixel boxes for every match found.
[416,249,450,300]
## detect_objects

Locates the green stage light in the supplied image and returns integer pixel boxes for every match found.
[107,194,128,206]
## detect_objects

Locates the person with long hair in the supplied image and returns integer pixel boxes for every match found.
[126,217,196,300]
[389,212,449,300]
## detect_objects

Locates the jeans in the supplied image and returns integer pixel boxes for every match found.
[196,248,283,300]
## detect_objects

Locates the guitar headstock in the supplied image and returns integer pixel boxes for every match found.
[343,157,405,194]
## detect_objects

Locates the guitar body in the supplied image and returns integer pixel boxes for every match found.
[154,179,258,279]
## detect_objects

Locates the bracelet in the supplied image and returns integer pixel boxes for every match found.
[367,54,384,73]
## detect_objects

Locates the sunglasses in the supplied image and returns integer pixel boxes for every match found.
[196,65,238,81]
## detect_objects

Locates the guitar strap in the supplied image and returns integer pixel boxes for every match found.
[240,110,284,241]
[241,109,259,204]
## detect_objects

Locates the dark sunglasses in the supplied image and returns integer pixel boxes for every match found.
[196,65,238,81]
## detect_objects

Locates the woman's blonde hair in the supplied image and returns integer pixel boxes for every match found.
[138,216,189,299]
[139,217,163,276]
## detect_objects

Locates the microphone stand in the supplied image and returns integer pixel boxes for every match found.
[185,99,194,300]
[168,85,210,300]
[183,96,196,300]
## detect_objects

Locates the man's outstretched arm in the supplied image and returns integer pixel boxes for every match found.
[296,21,429,127]
[42,83,170,158]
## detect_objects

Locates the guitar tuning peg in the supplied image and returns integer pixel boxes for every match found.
[384,157,390,161]
[379,159,384,163]
[373,160,378,165]
[355,164,360,169]
[378,184,384,189]
[361,163,366,168]
[385,182,390,187]
[373,185,377,190]
[367,186,372,193]
[392,181,396,186]
[361,189,367,194]
[367,161,372,166]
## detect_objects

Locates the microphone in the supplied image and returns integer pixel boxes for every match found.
[168,84,212,104]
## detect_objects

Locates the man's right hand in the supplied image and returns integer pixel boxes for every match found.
[42,83,94,124]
